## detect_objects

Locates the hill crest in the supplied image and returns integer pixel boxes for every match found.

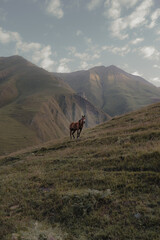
[0,55,109,155]
[54,65,160,116]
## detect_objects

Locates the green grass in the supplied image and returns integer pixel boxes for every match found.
[0,103,160,239]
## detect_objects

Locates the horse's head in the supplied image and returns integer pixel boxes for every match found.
[81,115,86,124]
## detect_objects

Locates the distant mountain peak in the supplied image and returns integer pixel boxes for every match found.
[1,55,25,61]
[107,65,124,72]
[89,65,124,74]
[89,65,106,71]
[56,64,160,117]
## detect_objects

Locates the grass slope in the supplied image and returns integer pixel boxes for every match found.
[0,103,160,239]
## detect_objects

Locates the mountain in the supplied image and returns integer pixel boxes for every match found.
[0,56,109,155]
[0,102,160,240]
[54,65,160,116]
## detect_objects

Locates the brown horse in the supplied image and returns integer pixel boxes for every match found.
[70,115,86,139]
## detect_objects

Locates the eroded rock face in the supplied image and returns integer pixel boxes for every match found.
[30,94,109,142]
[55,65,160,116]
[0,56,109,154]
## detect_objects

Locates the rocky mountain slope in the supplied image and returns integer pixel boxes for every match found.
[0,56,109,155]
[54,65,160,116]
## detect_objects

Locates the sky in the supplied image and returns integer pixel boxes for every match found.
[0,0,160,86]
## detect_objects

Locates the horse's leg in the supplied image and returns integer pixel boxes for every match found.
[70,129,72,139]
[78,129,82,138]
[77,129,80,138]
[72,129,76,139]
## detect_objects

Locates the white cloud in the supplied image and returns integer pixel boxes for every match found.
[127,0,153,29]
[139,46,160,60]
[121,0,138,8]
[148,8,160,28]
[131,71,143,77]
[68,46,100,62]
[104,0,121,19]
[153,64,160,69]
[149,77,160,87]
[87,0,103,11]
[130,38,144,45]
[110,18,128,39]
[0,26,55,71]
[102,44,130,56]
[106,0,154,39]
[68,33,101,64]
[0,27,21,44]
[80,61,89,69]
[45,0,64,19]
[57,58,71,72]
[31,45,55,71]
[16,42,41,52]
[110,45,130,56]
[104,0,138,19]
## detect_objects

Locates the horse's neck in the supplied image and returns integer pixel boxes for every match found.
[79,119,83,128]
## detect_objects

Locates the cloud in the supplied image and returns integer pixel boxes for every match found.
[87,0,103,11]
[110,18,128,39]
[0,27,21,44]
[127,0,153,29]
[153,64,160,69]
[79,61,89,69]
[57,58,71,72]
[16,42,41,52]
[0,26,55,71]
[104,0,138,19]
[138,46,160,60]
[31,45,55,71]
[68,45,100,62]
[130,38,144,45]
[103,44,130,56]
[148,8,160,28]
[68,33,101,64]
[45,0,64,19]
[106,0,154,39]
[104,0,120,19]
[131,71,143,77]
[149,77,160,87]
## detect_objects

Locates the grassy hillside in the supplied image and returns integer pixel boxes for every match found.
[55,65,160,116]
[0,102,160,240]
[0,56,109,155]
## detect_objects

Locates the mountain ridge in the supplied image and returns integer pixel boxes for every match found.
[54,65,160,116]
[0,55,109,155]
